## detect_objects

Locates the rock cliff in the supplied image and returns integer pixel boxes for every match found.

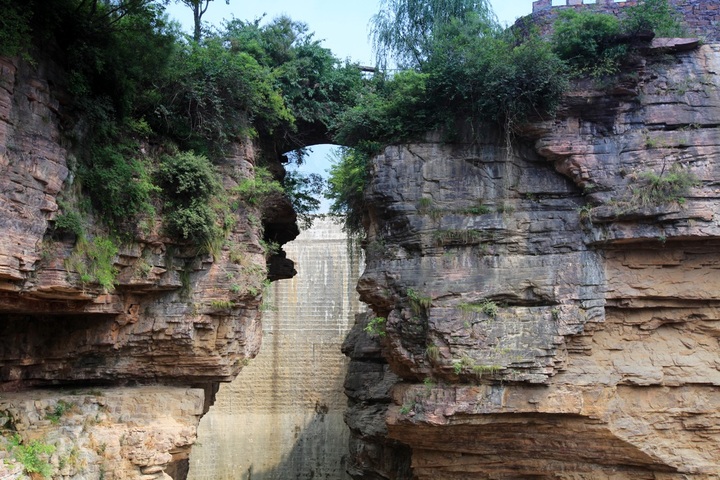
[345,43,720,478]
[0,54,297,479]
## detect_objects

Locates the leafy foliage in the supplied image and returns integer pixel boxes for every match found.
[9,434,55,478]
[283,171,325,229]
[426,22,568,128]
[234,166,284,207]
[333,71,434,153]
[0,0,32,57]
[364,317,387,337]
[79,142,158,228]
[158,151,221,244]
[623,0,685,37]
[54,201,85,237]
[553,0,686,77]
[329,7,569,228]
[370,0,497,69]
[1,2,348,243]
[552,9,627,77]
[154,37,293,153]
[157,151,220,202]
[326,148,370,234]
[222,16,364,154]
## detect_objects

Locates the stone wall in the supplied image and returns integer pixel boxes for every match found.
[527,0,720,42]
[188,217,363,480]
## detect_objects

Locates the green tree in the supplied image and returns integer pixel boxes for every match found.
[153,36,292,153]
[283,171,324,229]
[326,147,369,234]
[370,0,497,69]
[426,23,568,128]
[622,0,685,37]
[157,151,222,243]
[223,16,364,154]
[0,0,32,57]
[177,0,230,41]
[332,70,434,152]
[552,9,626,77]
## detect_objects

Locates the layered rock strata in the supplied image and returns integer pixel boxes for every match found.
[0,54,296,478]
[347,44,720,478]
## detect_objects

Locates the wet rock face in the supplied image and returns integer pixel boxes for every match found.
[348,45,720,478]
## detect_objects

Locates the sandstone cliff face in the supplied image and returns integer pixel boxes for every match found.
[346,44,720,478]
[0,55,296,479]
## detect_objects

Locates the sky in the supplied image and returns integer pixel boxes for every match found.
[166,1,538,66]
[165,1,539,211]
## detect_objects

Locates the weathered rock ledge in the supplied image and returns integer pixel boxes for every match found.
[346,44,720,479]
[0,54,297,479]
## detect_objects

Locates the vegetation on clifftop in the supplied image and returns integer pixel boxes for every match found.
[0,0,364,252]
[0,0,687,239]
[327,0,686,233]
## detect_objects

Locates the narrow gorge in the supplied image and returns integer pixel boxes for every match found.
[1,0,720,479]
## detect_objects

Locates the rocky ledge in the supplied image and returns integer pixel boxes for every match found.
[0,54,297,479]
[346,44,720,479]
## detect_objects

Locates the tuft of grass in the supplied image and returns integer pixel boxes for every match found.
[458,299,499,318]
[407,288,432,314]
[210,299,236,310]
[432,229,483,247]
[65,236,119,292]
[426,345,440,362]
[630,165,699,207]
[46,400,74,425]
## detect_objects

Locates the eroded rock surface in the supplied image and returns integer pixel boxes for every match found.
[0,55,297,478]
[347,44,720,478]
[0,387,204,480]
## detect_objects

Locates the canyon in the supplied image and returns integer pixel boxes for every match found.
[1,1,720,479]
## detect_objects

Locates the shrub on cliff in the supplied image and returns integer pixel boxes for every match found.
[426,19,568,129]
[79,142,158,229]
[552,0,686,77]
[329,1,570,232]
[333,70,434,152]
[0,0,32,58]
[153,37,293,155]
[157,151,222,244]
[622,0,686,37]
[552,9,627,77]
